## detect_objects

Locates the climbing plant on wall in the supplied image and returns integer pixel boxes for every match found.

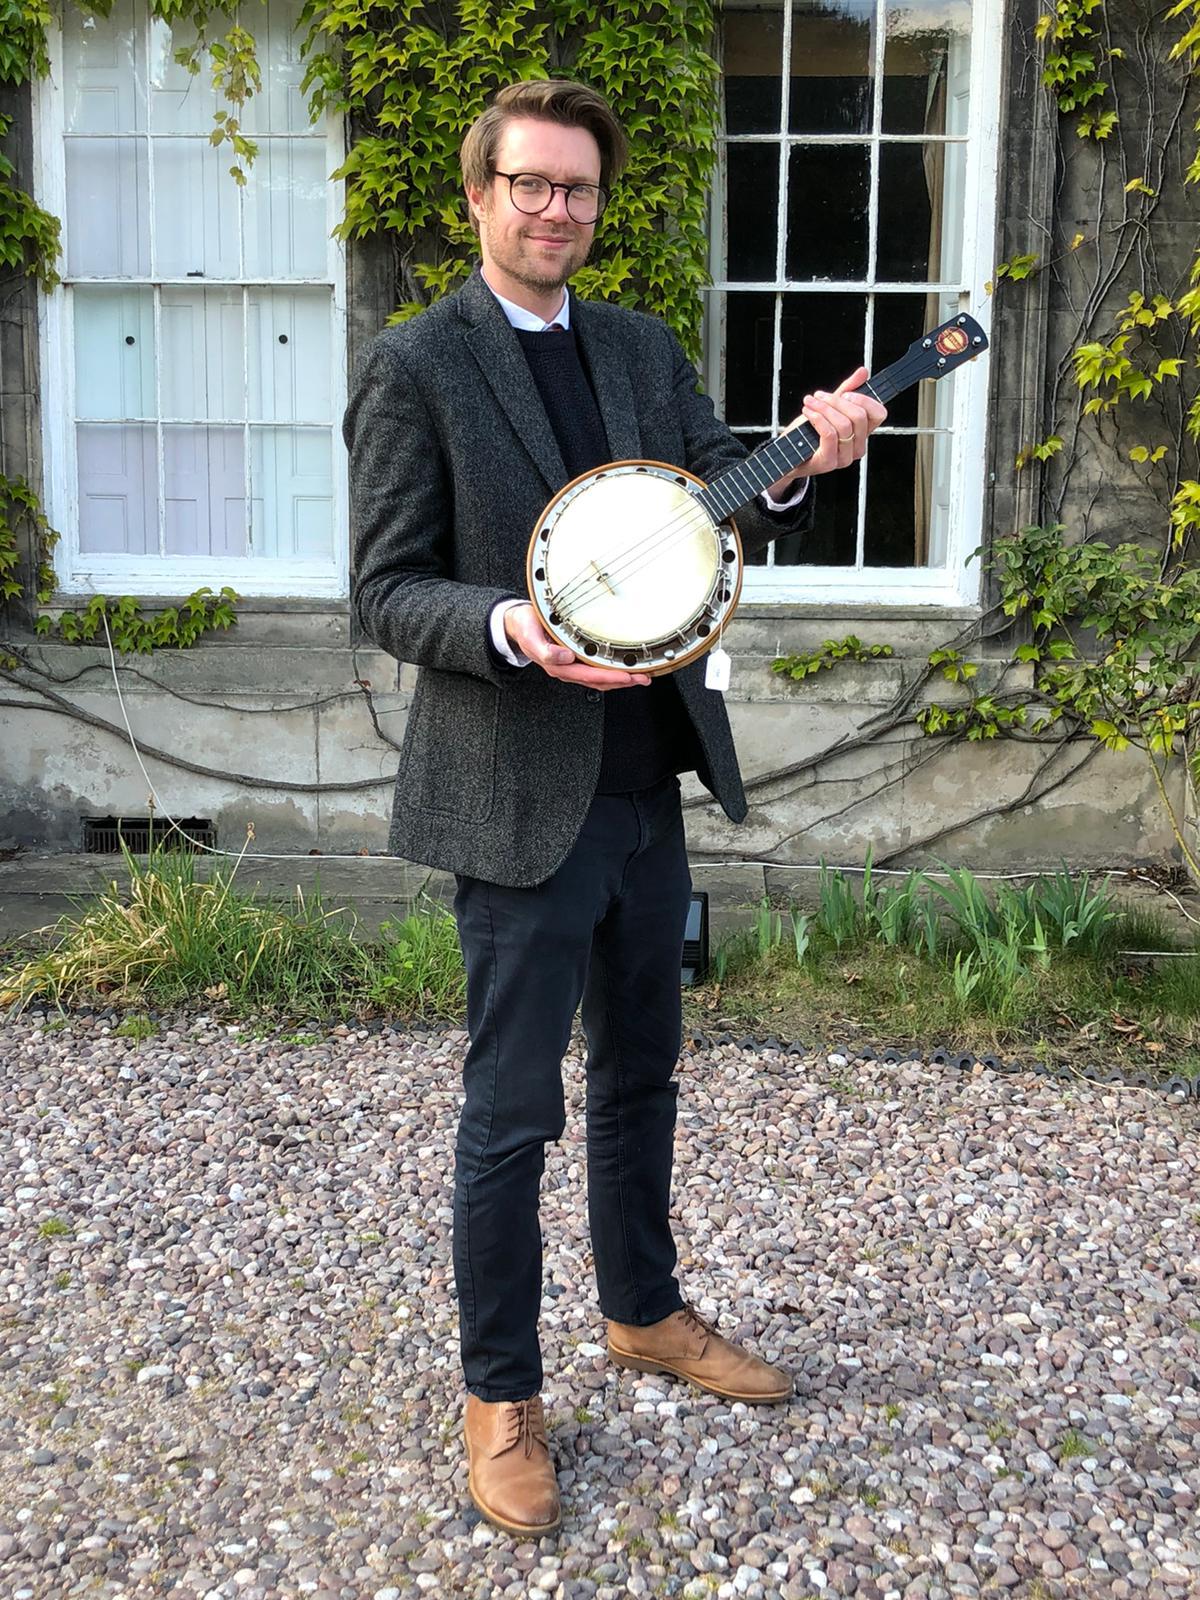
[0,0,720,650]
[826,0,1200,868]
[751,0,1200,869]
[297,0,719,350]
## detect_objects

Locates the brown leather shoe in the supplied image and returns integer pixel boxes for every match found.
[607,1304,793,1403]
[463,1394,561,1535]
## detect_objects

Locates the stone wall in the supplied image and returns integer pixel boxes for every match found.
[0,603,1178,870]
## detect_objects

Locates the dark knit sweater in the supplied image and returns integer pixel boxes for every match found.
[514,324,701,794]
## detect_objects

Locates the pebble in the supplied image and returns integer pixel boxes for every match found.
[0,1012,1196,1599]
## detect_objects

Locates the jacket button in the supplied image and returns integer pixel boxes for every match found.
[586,690,600,703]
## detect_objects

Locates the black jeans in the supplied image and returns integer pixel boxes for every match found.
[451,775,692,1402]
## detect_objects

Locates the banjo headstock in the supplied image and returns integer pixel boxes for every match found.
[861,312,989,406]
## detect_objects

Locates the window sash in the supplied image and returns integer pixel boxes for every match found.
[34,2,349,600]
[709,0,1001,606]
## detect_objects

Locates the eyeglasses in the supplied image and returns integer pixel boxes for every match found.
[493,170,609,225]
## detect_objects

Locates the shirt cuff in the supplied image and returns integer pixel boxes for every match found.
[489,599,532,667]
[759,475,810,512]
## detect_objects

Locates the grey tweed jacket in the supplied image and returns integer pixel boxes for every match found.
[344,266,815,887]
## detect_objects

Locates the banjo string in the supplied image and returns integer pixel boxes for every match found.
[549,498,711,608]
[552,513,715,617]
[549,494,723,612]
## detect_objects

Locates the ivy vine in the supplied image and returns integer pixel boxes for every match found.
[0,0,720,660]
[298,0,719,352]
[765,0,1200,870]
[772,636,894,682]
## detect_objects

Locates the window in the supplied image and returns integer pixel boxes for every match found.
[705,0,999,605]
[36,0,346,598]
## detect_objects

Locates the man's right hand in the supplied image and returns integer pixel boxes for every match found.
[504,602,650,690]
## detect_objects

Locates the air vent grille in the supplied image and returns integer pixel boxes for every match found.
[82,816,216,854]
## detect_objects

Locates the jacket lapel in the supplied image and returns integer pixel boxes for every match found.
[458,269,567,493]
[573,298,642,463]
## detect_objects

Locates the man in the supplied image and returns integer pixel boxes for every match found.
[345,79,885,1537]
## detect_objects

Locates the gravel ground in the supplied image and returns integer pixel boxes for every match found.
[1,1013,1199,1600]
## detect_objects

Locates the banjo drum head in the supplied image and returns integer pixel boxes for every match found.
[541,468,720,650]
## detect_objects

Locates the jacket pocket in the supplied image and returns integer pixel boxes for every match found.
[400,672,498,824]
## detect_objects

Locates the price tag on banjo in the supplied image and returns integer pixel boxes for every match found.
[705,646,731,692]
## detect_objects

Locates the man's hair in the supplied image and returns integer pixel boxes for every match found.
[460,79,629,204]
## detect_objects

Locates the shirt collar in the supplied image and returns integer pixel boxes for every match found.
[481,272,570,332]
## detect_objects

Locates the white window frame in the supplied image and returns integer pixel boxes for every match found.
[706,0,1002,608]
[32,4,349,600]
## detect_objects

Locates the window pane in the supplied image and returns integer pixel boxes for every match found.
[733,431,773,565]
[863,433,921,564]
[243,140,329,279]
[247,289,333,423]
[247,0,311,135]
[724,6,784,134]
[781,288,867,435]
[60,0,339,582]
[74,288,155,419]
[153,139,241,278]
[725,145,780,282]
[148,16,219,134]
[786,145,869,281]
[65,138,150,276]
[164,426,247,556]
[877,142,966,282]
[776,458,858,566]
[249,428,334,559]
[719,292,777,427]
[160,289,245,421]
[76,424,156,554]
[773,294,867,565]
[789,0,875,135]
[883,0,971,135]
[63,0,145,134]
[872,293,934,428]
[862,430,953,567]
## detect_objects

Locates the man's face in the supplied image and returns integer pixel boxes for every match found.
[467,116,601,299]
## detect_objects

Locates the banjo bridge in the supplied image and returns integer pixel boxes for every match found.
[589,559,618,597]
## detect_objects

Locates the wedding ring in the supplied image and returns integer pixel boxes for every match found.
[836,432,854,444]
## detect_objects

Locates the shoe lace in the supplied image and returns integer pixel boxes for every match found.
[679,1303,721,1343]
[502,1398,548,1458]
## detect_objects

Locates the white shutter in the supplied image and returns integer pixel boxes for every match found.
[76,425,155,553]
[44,0,349,596]
[250,428,333,559]
[164,426,247,556]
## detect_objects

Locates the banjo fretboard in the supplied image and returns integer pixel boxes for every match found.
[693,312,987,525]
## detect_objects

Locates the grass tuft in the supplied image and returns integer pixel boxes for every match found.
[0,841,465,1021]
[696,863,1200,1075]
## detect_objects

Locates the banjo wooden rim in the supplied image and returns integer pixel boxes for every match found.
[525,458,745,678]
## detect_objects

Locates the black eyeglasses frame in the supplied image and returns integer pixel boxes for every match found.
[492,170,610,224]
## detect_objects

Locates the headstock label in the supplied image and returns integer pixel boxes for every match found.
[935,325,970,358]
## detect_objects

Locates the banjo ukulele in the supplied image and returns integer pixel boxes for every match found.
[526,311,988,677]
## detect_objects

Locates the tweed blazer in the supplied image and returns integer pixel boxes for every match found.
[344,266,815,887]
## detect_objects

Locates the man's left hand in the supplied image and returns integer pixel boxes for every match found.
[769,365,887,493]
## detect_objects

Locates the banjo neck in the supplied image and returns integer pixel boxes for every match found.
[693,311,987,525]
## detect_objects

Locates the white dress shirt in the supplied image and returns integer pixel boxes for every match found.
[483,273,808,666]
